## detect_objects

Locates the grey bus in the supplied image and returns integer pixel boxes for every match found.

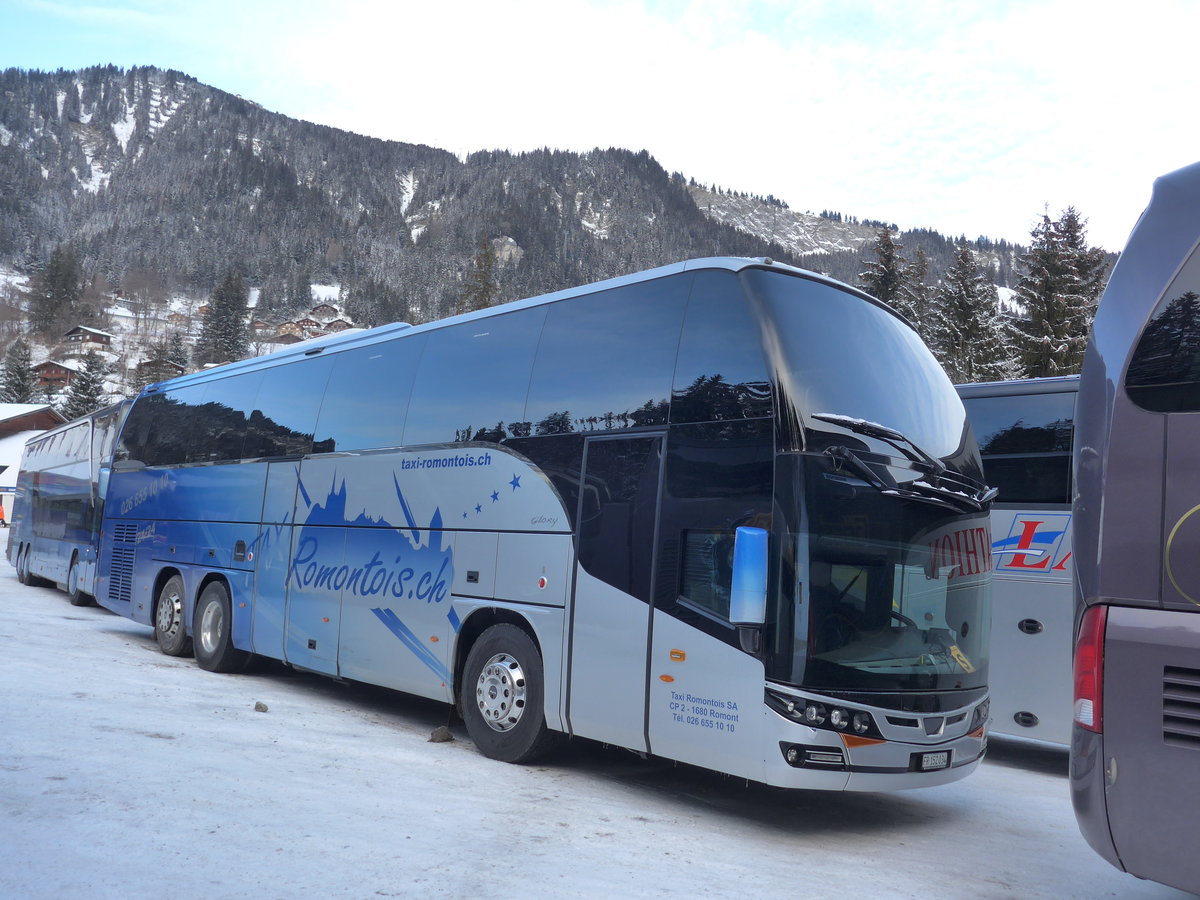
[1072,160,1200,892]
[63,257,995,790]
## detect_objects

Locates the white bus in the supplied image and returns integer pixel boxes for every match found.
[79,258,994,790]
[958,377,1076,745]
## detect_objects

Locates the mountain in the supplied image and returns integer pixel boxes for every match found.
[0,65,1018,328]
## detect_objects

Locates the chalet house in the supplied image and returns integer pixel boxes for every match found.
[197,304,211,317]
[324,319,352,333]
[277,322,303,337]
[63,326,114,353]
[32,360,79,389]
[167,312,189,326]
[310,303,339,320]
[134,358,186,382]
[266,333,303,346]
[295,318,321,331]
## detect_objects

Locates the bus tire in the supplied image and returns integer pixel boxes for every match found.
[192,581,250,674]
[66,555,92,606]
[16,545,29,585]
[154,575,192,657]
[461,623,557,764]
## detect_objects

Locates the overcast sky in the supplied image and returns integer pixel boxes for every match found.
[7,0,1199,250]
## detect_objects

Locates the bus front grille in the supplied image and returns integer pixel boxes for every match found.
[1163,666,1200,748]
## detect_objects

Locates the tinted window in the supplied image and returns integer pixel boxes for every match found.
[124,384,206,467]
[314,334,426,452]
[404,308,545,446]
[1127,248,1200,412]
[526,276,689,434]
[190,371,263,462]
[246,357,334,458]
[671,270,772,423]
[962,391,1075,504]
[660,420,774,622]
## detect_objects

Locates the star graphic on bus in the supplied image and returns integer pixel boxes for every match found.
[510,474,521,491]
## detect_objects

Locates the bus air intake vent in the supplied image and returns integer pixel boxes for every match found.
[108,545,135,605]
[112,522,138,544]
[1163,666,1200,749]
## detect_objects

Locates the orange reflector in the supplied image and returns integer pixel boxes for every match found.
[430,636,440,642]
[669,649,686,662]
[840,733,886,749]
[969,726,985,739]
[659,674,675,683]
[322,617,330,623]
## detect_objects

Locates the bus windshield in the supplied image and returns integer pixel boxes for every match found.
[746,268,992,697]
[774,453,992,693]
[743,267,976,468]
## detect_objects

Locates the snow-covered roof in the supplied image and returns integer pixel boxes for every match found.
[0,403,57,421]
[0,429,43,490]
[64,325,115,339]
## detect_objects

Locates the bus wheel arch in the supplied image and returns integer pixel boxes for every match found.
[153,569,192,657]
[192,576,251,674]
[458,614,558,764]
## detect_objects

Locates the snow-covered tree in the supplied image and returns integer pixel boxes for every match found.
[28,243,82,333]
[60,350,110,420]
[1,338,36,403]
[1011,208,1108,377]
[934,244,1018,383]
[194,270,250,366]
[460,236,499,313]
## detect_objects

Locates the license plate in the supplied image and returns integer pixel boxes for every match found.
[920,751,950,771]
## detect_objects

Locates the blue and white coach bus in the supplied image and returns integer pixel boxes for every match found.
[91,257,995,790]
[9,401,128,604]
[958,377,1076,745]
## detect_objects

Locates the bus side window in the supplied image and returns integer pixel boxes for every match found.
[658,419,774,624]
[671,269,772,424]
[313,335,425,452]
[963,392,1074,504]
[190,371,264,463]
[525,277,689,434]
[404,309,545,446]
[1126,249,1200,412]
[247,357,335,458]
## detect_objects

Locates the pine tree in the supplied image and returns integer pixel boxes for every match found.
[934,244,1018,384]
[1011,208,1108,377]
[460,236,499,313]
[28,243,82,332]
[859,228,919,323]
[194,270,250,366]
[60,351,109,420]
[165,331,188,367]
[1,338,36,403]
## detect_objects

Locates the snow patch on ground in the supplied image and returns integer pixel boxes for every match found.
[0,574,1186,900]
[112,105,137,153]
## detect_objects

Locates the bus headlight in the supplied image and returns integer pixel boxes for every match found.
[829,708,849,730]
[804,703,827,725]
[852,712,872,734]
[970,698,991,732]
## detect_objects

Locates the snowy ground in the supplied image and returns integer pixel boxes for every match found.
[0,567,1189,900]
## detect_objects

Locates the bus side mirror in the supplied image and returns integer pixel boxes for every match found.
[730,526,768,654]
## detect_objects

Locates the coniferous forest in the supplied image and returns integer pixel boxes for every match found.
[0,65,1115,407]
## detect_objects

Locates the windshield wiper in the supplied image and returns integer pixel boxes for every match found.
[814,413,998,511]
[811,413,946,478]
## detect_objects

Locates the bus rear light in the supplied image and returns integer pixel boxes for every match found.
[1073,604,1107,733]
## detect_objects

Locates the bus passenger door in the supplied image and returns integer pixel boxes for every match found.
[567,435,664,752]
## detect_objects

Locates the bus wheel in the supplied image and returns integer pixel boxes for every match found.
[15,545,29,585]
[66,556,92,606]
[154,575,193,657]
[461,624,556,763]
[192,581,250,674]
